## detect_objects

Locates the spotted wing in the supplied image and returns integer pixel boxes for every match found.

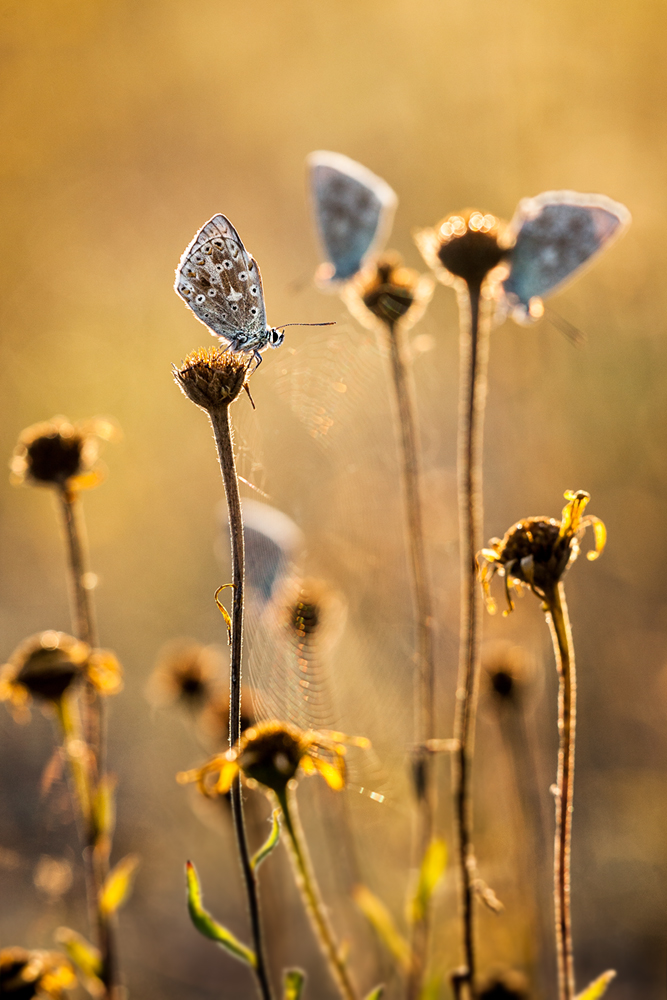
[503,191,631,323]
[307,151,397,283]
[174,214,268,347]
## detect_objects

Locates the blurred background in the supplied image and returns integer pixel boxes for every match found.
[0,1,665,998]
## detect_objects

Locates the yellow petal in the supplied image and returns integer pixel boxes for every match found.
[215,759,239,794]
[87,650,123,696]
[311,755,345,790]
[560,489,591,538]
[586,517,607,560]
[99,854,140,915]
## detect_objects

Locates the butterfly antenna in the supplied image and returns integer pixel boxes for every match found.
[544,306,587,348]
[276,321,336,331]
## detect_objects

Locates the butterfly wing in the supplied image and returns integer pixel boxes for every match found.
[307,151,398,283]
[502,191,631,323]
[175,214,268,348]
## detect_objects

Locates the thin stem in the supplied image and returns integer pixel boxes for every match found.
[209,404,273,1000]
[452,280,491,994]
[544,582,576,1000]
[384,320,436,1000]
[58,488,120,999]
[276,786,359,1000]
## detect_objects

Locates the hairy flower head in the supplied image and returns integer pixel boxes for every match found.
[477,490,606,615]
[415,210,507,290]
[0,632,123,721]
[0,948,76,999]
[173,346,251,411]
[177,719,369,797]
[341,252,434,333]
[10,417,118,494]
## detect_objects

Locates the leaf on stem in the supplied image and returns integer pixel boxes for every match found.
[283,968,306,999]
[91,774,117,846]
[251,809,281,870]
[55,927,104,996]
[364,987,385,1000]
[185,861,257,967]
[410,838,448,924]
[99,854,140,916]
[352,884,410,972]
[575,970,616,1000]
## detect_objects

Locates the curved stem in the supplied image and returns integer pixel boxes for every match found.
[452,280,491,994]
[210,404,273,1000]
[384,321,436,999]
[58,489,120,998]
[276,786,359,1000]
[544,582,576,1000]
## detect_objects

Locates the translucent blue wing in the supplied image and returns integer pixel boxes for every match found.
[502,191,631,323]
[307,151,397,284]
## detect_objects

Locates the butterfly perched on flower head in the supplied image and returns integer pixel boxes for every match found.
[307,151,398,286]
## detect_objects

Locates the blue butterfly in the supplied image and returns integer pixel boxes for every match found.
[501,190,631,323]
[307,151,397,285]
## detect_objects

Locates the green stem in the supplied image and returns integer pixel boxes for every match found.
[384,320,436,1000]
[544,582,576,1000]
[276,786,359,1000]
[209,404,273,1000]
[452,280,491,995]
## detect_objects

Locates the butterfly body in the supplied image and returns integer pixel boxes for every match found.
[175,214,284,359]
[502,191,631,323]
[307,150,398,285]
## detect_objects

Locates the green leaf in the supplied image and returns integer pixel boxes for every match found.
[185,861,256,967]
[283,968,306,999]
[364,987,384,1000]
[55,927,104,996]
[91,774,117,844]
[252,809,281,870]
[410,839,447,924]
[99,854,139,916]
[353,884,410,972]
[575,970,616,1000]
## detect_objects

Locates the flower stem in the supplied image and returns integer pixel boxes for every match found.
[384,320,436,999]
[209,404,273,1000]
[544,582,576,1000]
[276,786,359,1000]
[58,488,120,999]
[452,279,491,994]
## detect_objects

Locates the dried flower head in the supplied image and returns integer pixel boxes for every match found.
[10,417,118,494]
[173,346,251,412]
[483,642,532,705]
[0,632,123,720]
[415,210,507,290]
[478,490,606,615]
[178,719,369,797]
[0,948,76,999]
[146,639,222,711]
[477,969,529,1000]
[341,252,434,333]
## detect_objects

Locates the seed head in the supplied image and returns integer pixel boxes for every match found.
[173,346,251,412]
[415,209,507,289]
[483,642,532,705]
[0,632,123,721]
[477,970,529,1000]
[478,490,606,615]
[0,947,76,998]
[341,252,434,333]
[178,719,369,798]
[10,417,117,493]
[146,639,221,711]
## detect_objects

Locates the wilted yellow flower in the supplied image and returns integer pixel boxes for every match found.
[0,947,76,998]
[477,490,606,616]
[178,719,369,797]
[415,209,507,291]
[341,251,434,333]
[10,416,118,494]
[0,632,123,721]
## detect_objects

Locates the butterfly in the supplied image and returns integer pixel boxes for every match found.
[307,150,398,285]
[175,214,333,363]
[501,190,631,324]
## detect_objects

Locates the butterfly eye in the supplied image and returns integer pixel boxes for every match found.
[269,328,284,346]
[196,294,206,304]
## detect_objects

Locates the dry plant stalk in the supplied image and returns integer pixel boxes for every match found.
[174,346,273,1000]
[342,253,436,998]
[478,489,607,1000]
